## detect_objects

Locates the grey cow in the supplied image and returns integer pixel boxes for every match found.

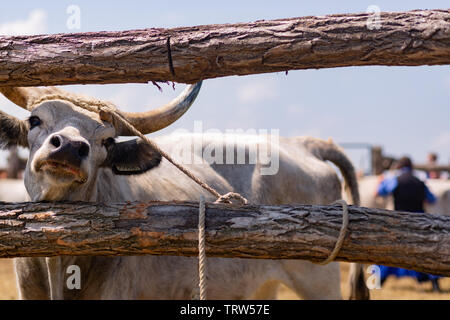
[0,84,369,300]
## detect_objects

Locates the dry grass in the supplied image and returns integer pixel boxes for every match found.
[0,259,18,300]
[278,263,450,300]
[1,259,449,300]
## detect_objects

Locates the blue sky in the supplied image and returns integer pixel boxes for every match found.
[0,1,449,172]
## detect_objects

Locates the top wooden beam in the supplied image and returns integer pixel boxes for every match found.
[0,9,449,87]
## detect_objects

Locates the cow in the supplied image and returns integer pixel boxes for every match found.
[0,84,369,300]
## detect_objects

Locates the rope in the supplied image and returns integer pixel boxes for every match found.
[197,196,207,300]
[316,199,349,265]
[98,107,248,205]
[214,192,249,204]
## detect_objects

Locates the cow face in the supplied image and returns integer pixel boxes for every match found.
[6,100,160,200]
[0,83,202,200]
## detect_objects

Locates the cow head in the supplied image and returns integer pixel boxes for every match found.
[0,83,202,200]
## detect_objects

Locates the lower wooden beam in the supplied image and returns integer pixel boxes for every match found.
[0,201,448,276]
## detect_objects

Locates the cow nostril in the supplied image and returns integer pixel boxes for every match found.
[78,143,90,158]
[50,136,61,148]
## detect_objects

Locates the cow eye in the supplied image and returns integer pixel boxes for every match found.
[28,116,41,129]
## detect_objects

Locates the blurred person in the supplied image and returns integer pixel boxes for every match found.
[427,153,441,179]
[375,156,441,292]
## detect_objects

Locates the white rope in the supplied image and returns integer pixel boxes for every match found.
[316,199,349,265]
[197,196,207,300]
[190,196,208,301]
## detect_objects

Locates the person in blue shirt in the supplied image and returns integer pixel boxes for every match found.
[375,156,440,291]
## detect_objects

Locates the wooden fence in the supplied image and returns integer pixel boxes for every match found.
[0,9,449,275]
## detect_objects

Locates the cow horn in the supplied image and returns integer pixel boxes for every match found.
[0,82,202,135]
[118,82,202,136]
[0,87,64,110]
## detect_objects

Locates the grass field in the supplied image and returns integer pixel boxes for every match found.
[1,259,448,300]
[0,259,17,300]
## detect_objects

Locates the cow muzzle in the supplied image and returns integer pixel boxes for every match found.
[35,134,89,183]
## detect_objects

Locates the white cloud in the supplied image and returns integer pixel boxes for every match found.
[0,9,47,36]
[237,81,278,104]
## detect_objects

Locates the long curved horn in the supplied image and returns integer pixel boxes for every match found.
[0,82,203,136]
[119,81,202,135]
[0,87,63,110]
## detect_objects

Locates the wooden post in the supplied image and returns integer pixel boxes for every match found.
[6,147,20,179]
[0,201,449,276]
[0,9,449,87]
[371,146,384,175]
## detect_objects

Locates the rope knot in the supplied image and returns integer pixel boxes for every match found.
[214,192,248,205]
[98,106,115,123]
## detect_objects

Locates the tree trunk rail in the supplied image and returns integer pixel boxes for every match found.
[0,201,449,276]
[0,9,449,87]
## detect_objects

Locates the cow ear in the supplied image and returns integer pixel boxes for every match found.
[102,138,162,175]
[0,110,29,149]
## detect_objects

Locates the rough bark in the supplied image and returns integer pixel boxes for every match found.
[0,201,449,276]
[0,9,449,87]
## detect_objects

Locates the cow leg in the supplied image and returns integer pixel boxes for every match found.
[432,279,441,293]
[45,257,64,300]
[281,260,342,300]
[14,258,50,300]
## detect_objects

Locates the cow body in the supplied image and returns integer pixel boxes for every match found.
[0,84,367,300]
[16,134,352,300]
